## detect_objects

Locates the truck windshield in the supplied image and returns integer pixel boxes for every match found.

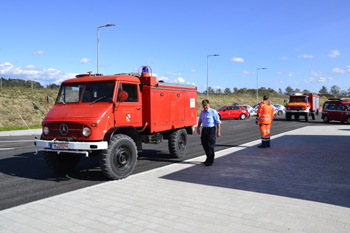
[56,82,115,104]
[290,96,307,103]
[82,82,115,103]
[56,84,83,104]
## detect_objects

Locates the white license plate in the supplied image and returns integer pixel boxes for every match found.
[50,143,70,149]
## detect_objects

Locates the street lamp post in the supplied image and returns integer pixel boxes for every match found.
[206,54,219,99]
[97,24,115,74]
[256,67,267,104]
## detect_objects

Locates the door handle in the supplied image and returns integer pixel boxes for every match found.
[137,107,141,110]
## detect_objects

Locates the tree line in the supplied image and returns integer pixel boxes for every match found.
[2,77,349,98]
[0,77,59,89]
[202,85,350,98]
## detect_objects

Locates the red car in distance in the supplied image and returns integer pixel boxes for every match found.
[217,105,250,120]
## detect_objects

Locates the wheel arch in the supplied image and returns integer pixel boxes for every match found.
[104,126,142,152]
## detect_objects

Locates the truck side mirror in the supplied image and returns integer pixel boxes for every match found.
[118,91,128,102]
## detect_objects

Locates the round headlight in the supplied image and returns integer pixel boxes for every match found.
[43,126,49,135]
[82,127,91,137]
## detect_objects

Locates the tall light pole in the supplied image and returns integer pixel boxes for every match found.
[97,24,115,74]
[207,54,219,99]
[256,67,267,104]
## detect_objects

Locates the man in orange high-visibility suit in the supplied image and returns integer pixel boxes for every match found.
[256,95,275,148]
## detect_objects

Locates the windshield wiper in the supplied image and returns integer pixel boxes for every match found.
[91,96,107,104]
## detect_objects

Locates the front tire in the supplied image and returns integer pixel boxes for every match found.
[44,152,81,173]
[286,113,291,121]
[305,113,309,122]
[168,128,188,159]
[100,134,138,180]
[346,117,350,124]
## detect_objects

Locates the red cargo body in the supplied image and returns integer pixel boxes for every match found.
[141,77,197,133]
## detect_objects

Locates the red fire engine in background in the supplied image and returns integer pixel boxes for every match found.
[35,66,197,180]
[286,93,320,121]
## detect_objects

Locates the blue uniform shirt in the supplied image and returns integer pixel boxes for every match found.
[199,107,221,127]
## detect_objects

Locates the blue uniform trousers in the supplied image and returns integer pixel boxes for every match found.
[201,127,216,164]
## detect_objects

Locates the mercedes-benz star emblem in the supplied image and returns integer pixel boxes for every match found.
[59,124,69,136]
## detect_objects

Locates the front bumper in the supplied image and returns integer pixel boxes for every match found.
[34,139,108,157]
[286,110,308,113]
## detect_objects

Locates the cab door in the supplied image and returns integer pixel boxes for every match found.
[114,82,142,127]
[335,103,346,121]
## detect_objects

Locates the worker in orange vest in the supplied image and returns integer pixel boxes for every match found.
[256,95,275,148]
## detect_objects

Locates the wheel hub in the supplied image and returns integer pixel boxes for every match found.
[115,148,130,167]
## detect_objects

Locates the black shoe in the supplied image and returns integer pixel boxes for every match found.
[258,144,266,148]
[204,162,213,166]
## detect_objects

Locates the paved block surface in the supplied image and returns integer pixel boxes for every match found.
[1,125,349,233]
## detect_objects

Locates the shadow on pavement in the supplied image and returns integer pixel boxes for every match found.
[161,134,350,207]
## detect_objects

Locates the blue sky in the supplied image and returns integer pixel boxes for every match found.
[1,0,350,93]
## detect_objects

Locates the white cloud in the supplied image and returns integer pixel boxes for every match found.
[176,77,185,83]
[310,71,322,77]
[240,70,250,77]
[33,50,46,55]
[318,77,333,82]
[213,85,224,90]
[298,54,313,59]
[276,72,283,75]
[0,62,76,85]
[231,57,245,62]
[346,66,350,72]
[328,50,340,58]
[280,57,288,60]
[332,67,345,74]
[189,69,196,73]
[80,58,91,63]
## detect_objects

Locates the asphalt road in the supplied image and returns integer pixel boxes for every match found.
[0,114,325,210]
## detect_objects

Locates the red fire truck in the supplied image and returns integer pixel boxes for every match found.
[286,93,320,121]
[34,66,197,180]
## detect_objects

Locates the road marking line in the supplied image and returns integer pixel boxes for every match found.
[0,140,34,143]
[0,148,14,150]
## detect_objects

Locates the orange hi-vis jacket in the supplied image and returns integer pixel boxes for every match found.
[257,100,274,125]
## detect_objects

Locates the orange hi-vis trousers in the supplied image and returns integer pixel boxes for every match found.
[259,124,271,141]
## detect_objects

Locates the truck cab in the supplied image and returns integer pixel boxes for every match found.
[286,93,319,121]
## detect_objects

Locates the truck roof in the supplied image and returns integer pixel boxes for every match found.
[62,74,141,85]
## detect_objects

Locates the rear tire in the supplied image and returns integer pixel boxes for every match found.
[278,110,283,115]
[323,115,329,123]
[240,114,247,120]
[100,134,138,180]
[305,113,309,122]
[44,152,81,173]
[347,117,350,124]
[168,128,188,159]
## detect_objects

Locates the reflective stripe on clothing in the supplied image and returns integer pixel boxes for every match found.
[257,100,274,124]
[259,124,271,138]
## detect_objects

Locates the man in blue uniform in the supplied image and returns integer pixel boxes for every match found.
[196,99,221,166]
